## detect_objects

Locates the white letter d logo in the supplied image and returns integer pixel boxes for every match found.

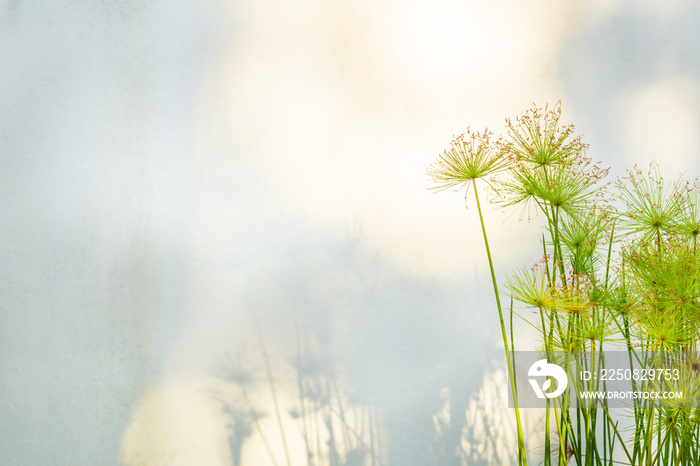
[528,359,568,399]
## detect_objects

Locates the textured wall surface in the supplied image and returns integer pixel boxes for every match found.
[1,1,208,463]
[3,1,700,465]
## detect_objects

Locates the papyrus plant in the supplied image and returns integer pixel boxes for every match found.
[429,103,700,465]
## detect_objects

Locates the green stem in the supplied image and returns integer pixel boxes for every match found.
[597,399,634,466]
[473,183,528,465]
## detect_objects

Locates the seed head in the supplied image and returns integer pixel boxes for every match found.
[427,128,508,200]
[503,101,588,168]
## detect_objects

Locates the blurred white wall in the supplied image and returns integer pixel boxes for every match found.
[1,1,211,463]
[3,0,700,465]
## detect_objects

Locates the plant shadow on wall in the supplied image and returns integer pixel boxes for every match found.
[201,228,522,466]
[429,103,700,465]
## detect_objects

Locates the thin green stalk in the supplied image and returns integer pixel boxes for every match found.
[597,399,634,465]
[599,347,612,466]
[551,206,568,289]
[588,344,601,465]
[544,397,551,466]
[557,369,570,466]
[652,416,674,466]
[604,226,615,290]
[510,297,519,407]
[645,404,655,466]
[473,183,528,465]
[537,306,553,466]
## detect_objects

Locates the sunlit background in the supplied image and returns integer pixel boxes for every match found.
[3,0,700,464]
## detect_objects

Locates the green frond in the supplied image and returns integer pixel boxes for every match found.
[427,128,509,198]
[506,263,557,310]
[616,163,687,241]
[675,179,700,242]
[497,149,609,219]
[621,236,700,346]
[504,102,588,168]
[570,310,617,345]
[559,204,616,277]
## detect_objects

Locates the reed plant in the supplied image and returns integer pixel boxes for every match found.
[428,103,700,465]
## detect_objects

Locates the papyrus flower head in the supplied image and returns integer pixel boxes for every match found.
[504,102,587,168]
[427,128,507,199]
[617,163,686,241]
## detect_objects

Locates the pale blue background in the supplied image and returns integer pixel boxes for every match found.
[2,1,699,464]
